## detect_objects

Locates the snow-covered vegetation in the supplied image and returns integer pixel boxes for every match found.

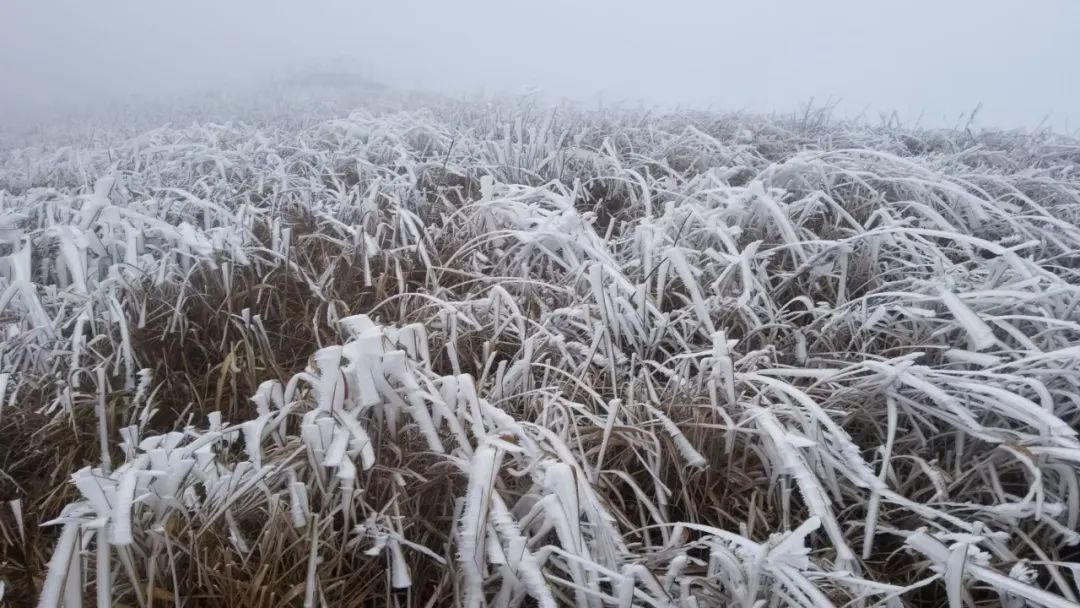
[2,92,1080,607]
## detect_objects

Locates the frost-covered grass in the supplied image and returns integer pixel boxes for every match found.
[2,94,1080,607]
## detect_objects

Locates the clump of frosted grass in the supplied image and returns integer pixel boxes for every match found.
[2,92,1079,606]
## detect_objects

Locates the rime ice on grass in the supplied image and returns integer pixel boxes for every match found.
[3,93,1080,607]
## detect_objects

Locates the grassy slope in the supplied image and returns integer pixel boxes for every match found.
[2,95,1080,606]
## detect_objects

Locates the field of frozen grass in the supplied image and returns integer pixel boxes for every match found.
[2,91,1080,607]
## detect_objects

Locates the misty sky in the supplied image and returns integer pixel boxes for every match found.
[1,0,1078,130]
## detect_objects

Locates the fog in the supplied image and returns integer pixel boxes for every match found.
[2,0,1078,131]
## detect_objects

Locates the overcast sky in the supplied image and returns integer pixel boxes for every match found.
[1,0,1077,130]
